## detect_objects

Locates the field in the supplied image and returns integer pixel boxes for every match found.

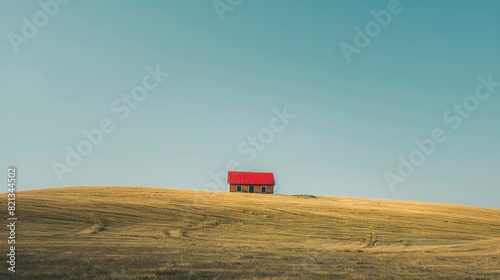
[1,186,499,279]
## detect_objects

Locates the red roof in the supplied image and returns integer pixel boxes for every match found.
[227,171,275,185]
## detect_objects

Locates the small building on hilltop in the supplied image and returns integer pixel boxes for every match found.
[227,171,275,194]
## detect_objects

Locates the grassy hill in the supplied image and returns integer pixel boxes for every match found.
[1,186,499,279]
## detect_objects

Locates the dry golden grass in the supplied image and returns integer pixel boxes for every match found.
[1,186,499,279]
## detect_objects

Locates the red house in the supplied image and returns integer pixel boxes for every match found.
[227,171,275,194]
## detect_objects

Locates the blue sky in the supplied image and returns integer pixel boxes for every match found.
[1,0,499,208]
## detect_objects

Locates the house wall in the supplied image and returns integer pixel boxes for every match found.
[228,184,274,194]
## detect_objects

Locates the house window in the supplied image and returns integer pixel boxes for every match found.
[261,186,266,193]
[236,185,242,192]
[249,186,254,193]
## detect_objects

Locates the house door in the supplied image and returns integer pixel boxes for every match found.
[249,186,254,193]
